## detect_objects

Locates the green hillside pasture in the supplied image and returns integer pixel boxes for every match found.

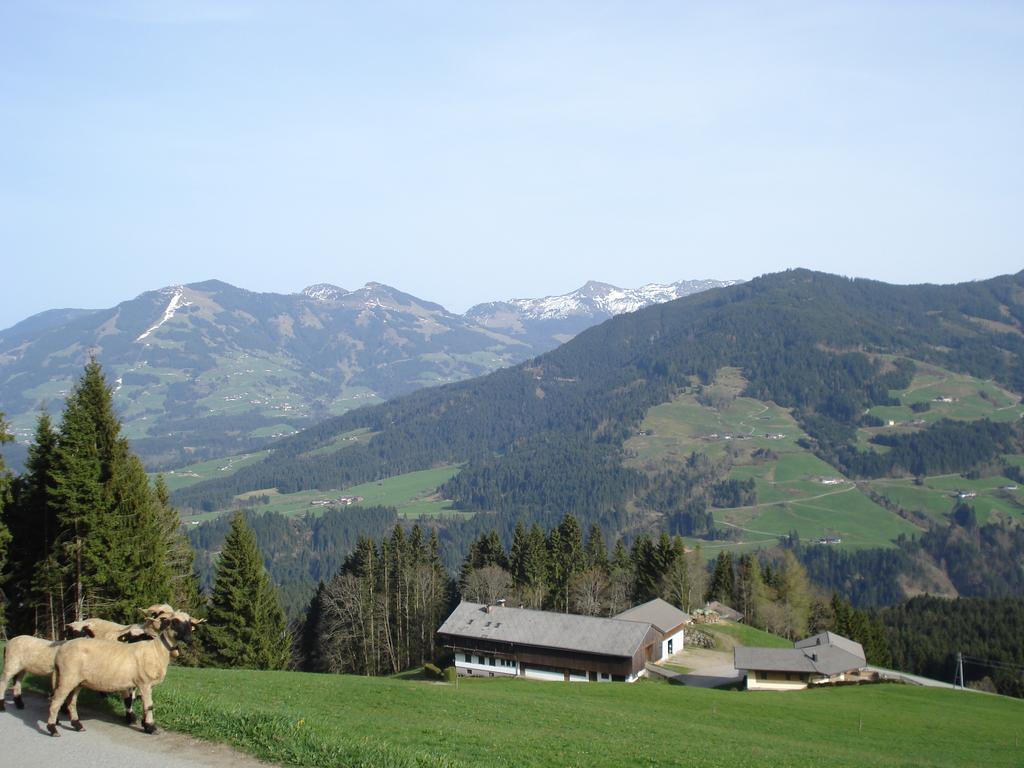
[626,376,920,549]
[859,363,1024,450]
[869,474,1024,525]
[741,492,920,548]
[196,352,310,420]
[298,427,375,458]
[719,454,920,549]
[160,450,272,493]
[143,666,1024,768]
[625,386,804,470]
[704,620,792,649]
[222,465,466,521]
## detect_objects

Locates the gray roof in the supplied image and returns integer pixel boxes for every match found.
[734,647,817,674]
[614,598,690,633]
[707,601,744,621]
[734,631,866,676]
[438,602,653,658]
[795,631,865,661]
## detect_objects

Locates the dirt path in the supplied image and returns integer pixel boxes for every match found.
[0,691,271,768]
[659,645,742,689]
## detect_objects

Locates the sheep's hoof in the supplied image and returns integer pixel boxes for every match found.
[143,722,158,734]
[125,711,137,725]
[14,695,25,710]
[47,723,60,737]
[71,719,85,732]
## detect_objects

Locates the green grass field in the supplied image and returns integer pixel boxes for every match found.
[704,620,793,649]
[158,450,273,493]
[180,465,467,523]
[858,361,1024,450]
[867,470,1024,525]
[144,665,1024,768]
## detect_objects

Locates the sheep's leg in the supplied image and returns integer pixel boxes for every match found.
[122,688,137,724]
[139,684,157,734]
[47,674,75,736]
[12,671,26,709]
[0,666,9,711]
[67,686,85,731]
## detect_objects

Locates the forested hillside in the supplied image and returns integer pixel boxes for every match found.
[175,270,1024,525]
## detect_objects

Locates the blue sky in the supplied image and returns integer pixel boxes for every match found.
[1,1,1021,329]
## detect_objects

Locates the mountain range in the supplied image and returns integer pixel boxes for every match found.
[165,269,1024,621]
[0,277,735,469]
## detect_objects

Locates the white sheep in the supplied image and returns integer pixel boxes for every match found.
[61,604,176,724]
[0,635,63,711]
[65,604,175,641]
[46,609,203,736]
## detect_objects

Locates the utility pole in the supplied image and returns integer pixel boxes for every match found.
[954,651,964,689]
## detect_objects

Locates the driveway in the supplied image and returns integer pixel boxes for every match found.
[659,646,743,689]
[0,691,271,768]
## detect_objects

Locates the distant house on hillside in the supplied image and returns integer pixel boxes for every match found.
[734,631,871,691]
[437,601,660,682]
[614,598,691,658]
[706,601,744,622]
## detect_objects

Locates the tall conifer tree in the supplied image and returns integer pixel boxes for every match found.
[0,414,13,630]
[204,510,290,669]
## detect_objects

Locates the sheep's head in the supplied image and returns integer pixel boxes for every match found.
[159,610,205,645]
[65,621,95,639]
[133,603,174,635]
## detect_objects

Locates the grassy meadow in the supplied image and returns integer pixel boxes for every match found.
[130,665,1024,768]
[179,465,466,523]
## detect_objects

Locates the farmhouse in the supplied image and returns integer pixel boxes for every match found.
[734,631,870,691]
[614,597,691,658]
[437,601,660,682]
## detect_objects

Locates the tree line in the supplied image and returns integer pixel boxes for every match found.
[0,361,290,672]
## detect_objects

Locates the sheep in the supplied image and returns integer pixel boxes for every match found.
[46,608,204,736]
[65,603,175,641]
[61,604,176,724]
[0,635,63,711]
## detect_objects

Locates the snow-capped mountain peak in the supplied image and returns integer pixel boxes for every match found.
[302,284,349,302]
[498,279,741,321]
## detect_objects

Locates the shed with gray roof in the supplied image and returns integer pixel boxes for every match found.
[733,631,869,691]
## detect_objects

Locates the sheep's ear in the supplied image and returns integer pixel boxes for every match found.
[84,626,96,638]
[191,618,207,628]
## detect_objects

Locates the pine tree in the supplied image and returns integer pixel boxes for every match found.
[204,511,291,669]
[0,414,13,631]
[520,523,549,608]
[584,523,608,572]
[153,475,201,613]
[4,411,59,635]
[549,515,585,612]
[707,551,735,604]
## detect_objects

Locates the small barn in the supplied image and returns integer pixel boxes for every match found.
[437,601,659,682]
[734,631,869,691]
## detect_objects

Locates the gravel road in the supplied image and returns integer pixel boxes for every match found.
[0,691,271,768]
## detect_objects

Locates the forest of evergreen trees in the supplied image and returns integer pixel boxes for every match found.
[879,596,1024,697]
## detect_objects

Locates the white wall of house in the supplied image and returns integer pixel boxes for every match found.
[743,670,812,691]
[660,628,685,659]
[522,665,566,682]
[455,652,517,677]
